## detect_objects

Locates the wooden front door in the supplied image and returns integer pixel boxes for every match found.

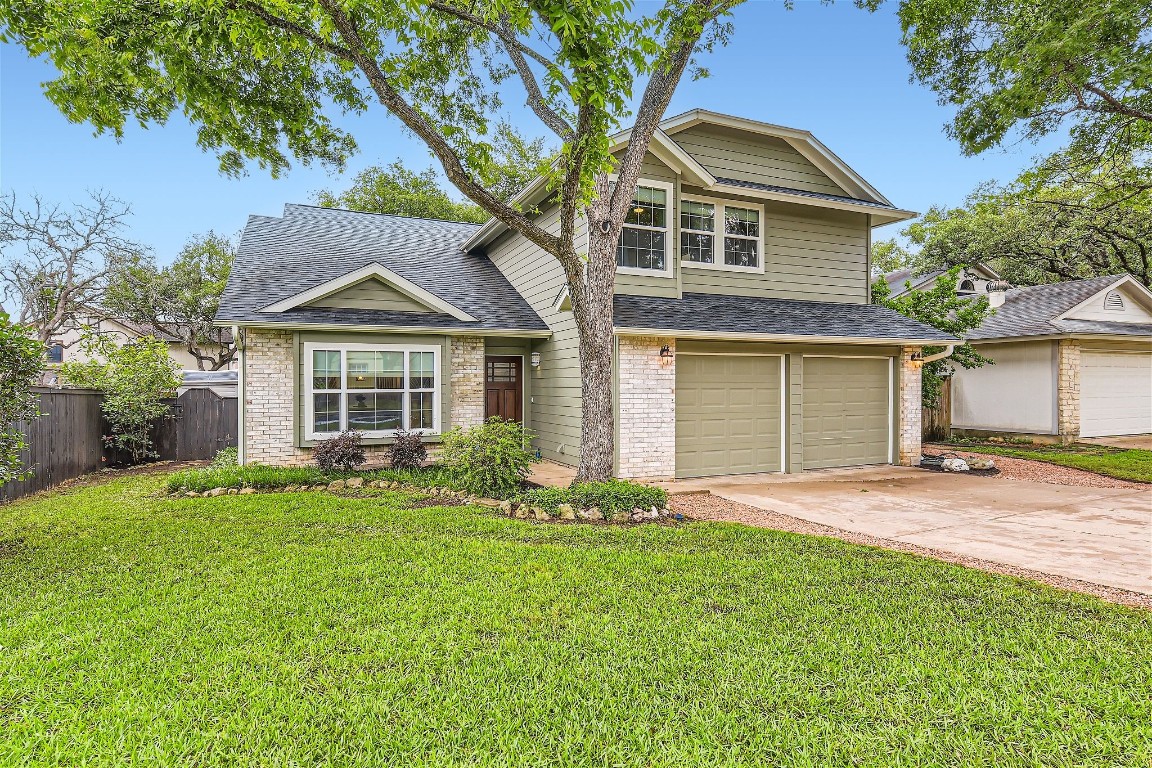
[485,356,523,422]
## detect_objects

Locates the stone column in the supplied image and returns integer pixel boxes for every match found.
[450,336,486,430]
[897,346,923,466]
[1057,339,1081,444]
[616,336,676,480]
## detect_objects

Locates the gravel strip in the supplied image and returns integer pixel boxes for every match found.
[923,446,1144,489]
[668,492,1152,610]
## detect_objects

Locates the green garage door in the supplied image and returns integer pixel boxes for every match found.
[676,355,782,478]
[802,356,891,469]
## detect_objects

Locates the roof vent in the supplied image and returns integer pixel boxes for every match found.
[1104,290,1125,311]
[986,279,1012,309]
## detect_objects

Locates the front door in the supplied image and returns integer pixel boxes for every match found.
[484,355,523,422]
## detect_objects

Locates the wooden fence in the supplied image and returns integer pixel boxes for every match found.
[922,376,952,442]
[2,387,238,503]
[1,388,105,502]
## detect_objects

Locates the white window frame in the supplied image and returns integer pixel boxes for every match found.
[614,177,675,279]
[303,342,440,441]
[678,194,765,274]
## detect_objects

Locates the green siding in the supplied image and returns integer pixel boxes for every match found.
[486,206,583,465]
[670,124,847,196]
[309,278,434,313]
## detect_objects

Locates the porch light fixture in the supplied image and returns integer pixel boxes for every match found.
[909,352,924,368]
[659,345,674,365]
[530,351,541,368]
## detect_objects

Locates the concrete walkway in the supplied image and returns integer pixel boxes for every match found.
[1080,434,1152,450]
[672,467,1152,594]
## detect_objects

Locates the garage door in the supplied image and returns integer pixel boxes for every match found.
[1080,351,1152,437]
[675,355,782,478]
[802,356,890,469]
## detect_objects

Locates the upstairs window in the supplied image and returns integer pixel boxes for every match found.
[680,196,765,273]
[617,181,673,276]
[46,341,64,364]
[304,343,439,440]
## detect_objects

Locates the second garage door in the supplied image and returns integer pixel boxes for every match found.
[802,356,891,469]
[1080,350,1152,437]
[675,355,782,478]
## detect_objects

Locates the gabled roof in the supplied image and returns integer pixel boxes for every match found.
[967,274,1152,341]
[215,205,549,335]
[462,109,915,251]
[884,263,1001,297]
[614,292,956,344]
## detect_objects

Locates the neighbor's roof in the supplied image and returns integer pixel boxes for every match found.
[967,274,1152,340]
[215,205,548,334]
[614,293,957,344]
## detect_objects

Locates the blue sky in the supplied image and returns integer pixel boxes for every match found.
[0,2,1061,263]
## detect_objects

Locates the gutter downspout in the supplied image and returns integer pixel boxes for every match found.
[921,344,956,364]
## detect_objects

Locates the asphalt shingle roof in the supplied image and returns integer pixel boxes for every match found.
[967,274,1150,340]
[715,178,898,210]
[216,205,547,332]
[613,292,956,342]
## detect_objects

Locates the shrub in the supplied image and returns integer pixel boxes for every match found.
[517,487,570,514]
[440,417,536,498]
[60,333,180,463]
[210,446,238,468]
[388,429,427,471]
[313,430,366,472]
[570,479,667,520]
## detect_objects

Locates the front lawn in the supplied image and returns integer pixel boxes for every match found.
[2,476,1150,766]
[942,441,1152,483]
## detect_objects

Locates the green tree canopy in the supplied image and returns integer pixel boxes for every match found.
[899,0,1152,160]
[104,232,237,370]
[872,267,994,406]
[0,311,45,487]
[900,152,1152,288]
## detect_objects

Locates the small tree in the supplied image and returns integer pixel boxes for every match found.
[104,232,237,370]
[59,333,180,463]
[872,266,995,407]
[0,312,45,487]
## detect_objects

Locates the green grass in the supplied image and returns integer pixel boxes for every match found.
[2,476,1150,766]
[943,441,1152,483]
[166,463,456,494]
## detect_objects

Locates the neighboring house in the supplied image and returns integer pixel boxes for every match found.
[885,268,1152,441]
[884,263,1002,298]
[47,315,235,373]
[217,109,955,479]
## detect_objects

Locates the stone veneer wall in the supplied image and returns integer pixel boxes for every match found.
[616,336,676,480]
[242,329,486,466]
[897,346,923,466]
[1056,338,1081,444]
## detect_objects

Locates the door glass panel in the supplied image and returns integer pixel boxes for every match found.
[312,350,341,389]
[486,360,518,383]
[347,392,402,431]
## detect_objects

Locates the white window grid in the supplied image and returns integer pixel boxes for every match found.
[614,178,675,278]
[679,194,765,274]
[303,343,440,441]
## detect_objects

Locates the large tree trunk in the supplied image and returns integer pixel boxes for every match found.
[571,230,619,483]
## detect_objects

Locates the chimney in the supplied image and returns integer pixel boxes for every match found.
[986,280,1012,309]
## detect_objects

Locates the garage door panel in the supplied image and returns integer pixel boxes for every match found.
[676,355,782,478]
[803,357,890,470]
[1080,351,1152,437]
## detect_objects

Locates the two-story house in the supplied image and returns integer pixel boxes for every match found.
[216,110,954,479]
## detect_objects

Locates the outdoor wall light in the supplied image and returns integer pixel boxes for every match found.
[909,352,924,369]
[659,345,674,365]
[530,352,542,368]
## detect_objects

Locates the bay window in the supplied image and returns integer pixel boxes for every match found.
[304,343,439,439]
[616,180,673,277]
[680,196,765,273]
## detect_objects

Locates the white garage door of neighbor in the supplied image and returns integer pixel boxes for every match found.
[1080,350,1152,437]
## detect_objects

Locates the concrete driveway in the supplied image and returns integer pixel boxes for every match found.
[673,467,1152,594]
